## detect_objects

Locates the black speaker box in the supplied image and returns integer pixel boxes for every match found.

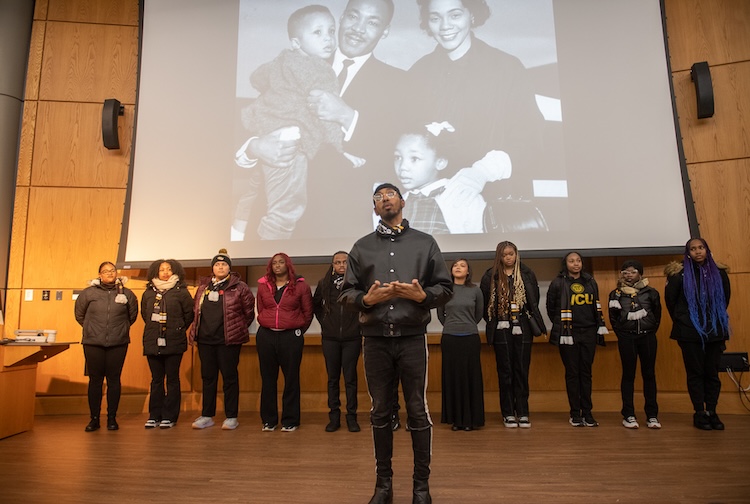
[690,62,714,119]
[102,98,124,150]
[719,352,749,372]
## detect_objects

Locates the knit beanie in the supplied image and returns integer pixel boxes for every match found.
[211,248,232,268]
[621,260,643,275]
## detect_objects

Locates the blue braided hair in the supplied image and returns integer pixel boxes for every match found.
[682,238,730,343]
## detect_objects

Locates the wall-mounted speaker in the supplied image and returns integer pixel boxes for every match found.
[690,62,714,119]
[102,99,124,149]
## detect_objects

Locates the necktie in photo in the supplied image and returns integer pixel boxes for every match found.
[338,59,355,90]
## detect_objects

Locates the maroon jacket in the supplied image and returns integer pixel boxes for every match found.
[189,272,255,345]
[256,276,313,333]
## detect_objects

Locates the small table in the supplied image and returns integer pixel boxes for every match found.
[0,342,73,439]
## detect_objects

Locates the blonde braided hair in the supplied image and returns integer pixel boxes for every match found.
[488,241,526,319]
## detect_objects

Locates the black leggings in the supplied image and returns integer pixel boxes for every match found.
[84,344,128,419]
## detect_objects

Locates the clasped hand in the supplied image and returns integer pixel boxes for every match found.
[363,279,427,306]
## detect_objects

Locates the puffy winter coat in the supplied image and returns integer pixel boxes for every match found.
[141,280,194,355]
[74,278,138,347]
[189,272,255,345]
[257,276,314,333]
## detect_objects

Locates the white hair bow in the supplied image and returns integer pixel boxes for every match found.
[425,121,455,136]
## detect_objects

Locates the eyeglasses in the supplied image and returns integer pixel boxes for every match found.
[621,269,639,275]
[100,269,117,274]
[373,191,397,202]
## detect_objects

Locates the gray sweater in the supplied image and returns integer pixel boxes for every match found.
[438,284,483,335]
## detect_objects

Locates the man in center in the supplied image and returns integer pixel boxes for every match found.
[340,183,453,504]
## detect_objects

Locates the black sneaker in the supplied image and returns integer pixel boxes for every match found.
[325,420,340,432]
[708,411,725,430]
[569,415,583,427]
[582,414,598,427]
[693,411,712,430]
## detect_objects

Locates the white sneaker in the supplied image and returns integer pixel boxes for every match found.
[646,417,662,429]
[159,420,175,429]
[144,419,158,429]
[281,425,298,432]
[192,416,215,429]
[222,418,239,430]
[262,423,276,432]
[622,416,639,429]
[503,416,518,428]
[517,416,531,428]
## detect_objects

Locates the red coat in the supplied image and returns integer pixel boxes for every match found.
[256,276,313,333]
[189,272,255,345]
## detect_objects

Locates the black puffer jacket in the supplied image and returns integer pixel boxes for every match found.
[608,282,661,338]
[314,275,360,341]
[141,280,194,355]
[480,263,546,344]
[339,222,453,337]
[74,278,138,347]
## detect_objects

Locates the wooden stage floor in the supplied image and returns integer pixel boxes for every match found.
[0,412,748,503]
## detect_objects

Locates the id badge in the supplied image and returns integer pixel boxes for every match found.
[157,337,167,347]
[208,291,219,302]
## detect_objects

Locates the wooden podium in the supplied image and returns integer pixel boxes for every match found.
[0,342,71,439]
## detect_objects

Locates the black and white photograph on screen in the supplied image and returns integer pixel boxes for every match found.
[125,0,690,264]
[231,0,568,244]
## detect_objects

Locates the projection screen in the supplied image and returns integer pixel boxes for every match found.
[120,0,693,266]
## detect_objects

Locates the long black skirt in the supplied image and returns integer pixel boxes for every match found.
[441,333,485,429]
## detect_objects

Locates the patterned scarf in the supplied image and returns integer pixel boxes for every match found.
[488,260,527,335]
[559,276,608,345]
[608,276,649,320]
[150,275,179,333]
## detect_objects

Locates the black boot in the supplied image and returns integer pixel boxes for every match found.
[413,479,432,504]
[85,417,100,432]
[411,427,432,503]
[708,411,725,430]
[107,416,119,431]
[325,411,341,432]
[346,414,361,432]
[368,476,393,504]
[693,411,712,430]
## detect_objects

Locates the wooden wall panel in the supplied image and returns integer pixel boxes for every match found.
[33,0,49,21]
[2,289,23,338]
[16,101,37,187]
[674,62,750,163]
[31,101,132,187]
[47,0,139,26]
[39,22,138,103]
[688,159,750,272]
[24,21,46,101]
[664,0,750,71]
[7,187,29,289]
[22,187,126,288]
